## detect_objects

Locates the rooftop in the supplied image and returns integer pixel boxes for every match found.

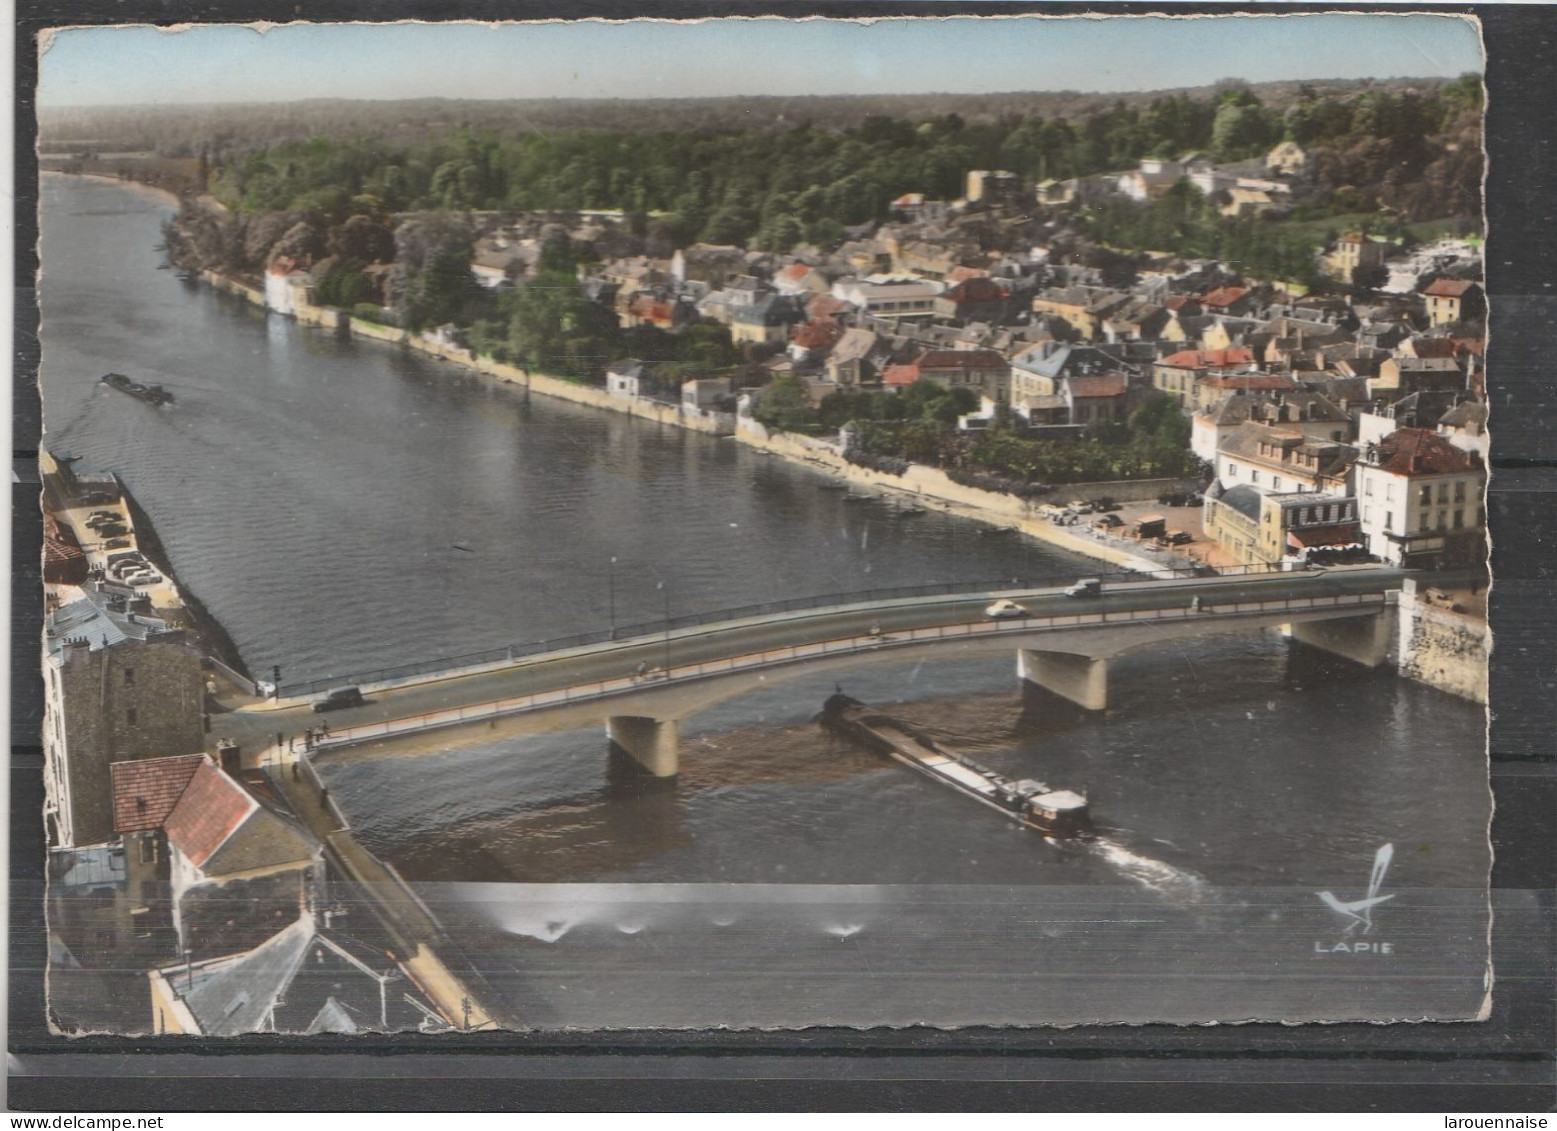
[1424,277,1477,298]
[111,754,205,834]
[1368,427,1482,477]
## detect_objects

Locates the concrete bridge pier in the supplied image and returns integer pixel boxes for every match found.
[1287,610,1393,668]
[606,715,680,778]
[1017,649,1109,711]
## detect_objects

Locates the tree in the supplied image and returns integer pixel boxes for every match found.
[753,375,814,433]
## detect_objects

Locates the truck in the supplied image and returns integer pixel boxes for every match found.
[1064,578,1103,598]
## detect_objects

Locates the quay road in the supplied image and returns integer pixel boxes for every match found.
[210,564,1424,759]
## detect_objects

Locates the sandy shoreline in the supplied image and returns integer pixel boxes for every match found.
[42,169,183,208]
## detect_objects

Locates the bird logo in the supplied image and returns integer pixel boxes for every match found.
[1317,843,1395,936]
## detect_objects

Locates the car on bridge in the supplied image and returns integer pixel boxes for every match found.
[1064,578,1103,598]
[984,599,1030,619]
[313,686,366,712]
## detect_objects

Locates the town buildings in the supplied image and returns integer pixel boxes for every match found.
[1356,427,1486,568]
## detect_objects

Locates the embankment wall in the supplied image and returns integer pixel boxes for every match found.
[1396,582,1490,704]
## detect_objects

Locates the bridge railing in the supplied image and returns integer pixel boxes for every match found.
[281,562,1303,699]
[313,589,1386,751]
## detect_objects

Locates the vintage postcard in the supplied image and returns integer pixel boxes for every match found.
[33,13,1490,1035]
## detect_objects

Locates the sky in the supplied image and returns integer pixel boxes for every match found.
[37,14,1483,109]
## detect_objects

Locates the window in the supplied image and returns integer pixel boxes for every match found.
[1454,480,1466,503]
[1386,511,1394,532]
[1227,462,1239,478]
[1453,509,1464,530]
[1386,482,1395,501]
[1364,506,1373,524]
[123,668,134,686]
[1438,510,1448,530]
[1419,511,1429,531]
[1418,484,1432,505]
[138,837,157,865]
[1251,470,1260,484]
[1273,477,1283,490]
[1437,482,1450,504]
[1365,480,1374,497]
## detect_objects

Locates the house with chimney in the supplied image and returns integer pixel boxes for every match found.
[1355,428,1486,568]
[1190,390,1352,464]
[1213,424,1358,499]
[43,586,206,850]
[111,753,321,963]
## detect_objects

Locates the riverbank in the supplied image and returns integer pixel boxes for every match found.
[119,482,251,680]
[173,256,1484,703]
[190,262,1192,573]
[41,169,182,209]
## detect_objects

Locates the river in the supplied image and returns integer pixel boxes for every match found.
[39,175,1491,1029]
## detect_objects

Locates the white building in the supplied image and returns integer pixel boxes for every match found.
[1355,427,1486,568]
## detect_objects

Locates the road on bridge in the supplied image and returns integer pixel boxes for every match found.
[211,565,1410,757]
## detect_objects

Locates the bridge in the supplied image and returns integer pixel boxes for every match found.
[213,564,1431,779]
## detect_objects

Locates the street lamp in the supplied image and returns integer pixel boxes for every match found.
[607,555,618,639]
[658,580,671,675]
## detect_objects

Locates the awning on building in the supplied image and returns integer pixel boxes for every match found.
[1287,523,1364,550]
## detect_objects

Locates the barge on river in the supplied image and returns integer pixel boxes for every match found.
[821,693,1092,839]
[100,372,174,406]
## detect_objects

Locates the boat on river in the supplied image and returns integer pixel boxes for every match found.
[821,694,1092,839]
[100,372,174,406]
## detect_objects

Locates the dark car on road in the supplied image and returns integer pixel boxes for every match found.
[313,686,366,712]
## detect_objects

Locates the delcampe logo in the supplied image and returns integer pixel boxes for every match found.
[1314,843,1395,955]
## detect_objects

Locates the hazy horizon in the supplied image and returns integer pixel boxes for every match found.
[38,73,1478,116]
[38,15,1482,110]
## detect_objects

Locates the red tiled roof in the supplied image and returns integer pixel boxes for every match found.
[1202,286,1249,309]
[778,263,812,283]
[163,761,255,869]
[1451,336,1486,356]
[1067,374,1128,398]
[807,294,850,319]
[1160,347,1256,370]
[946,265,990,284]
[790,319,843,351]
[1424,278,1476,298]
[1372,427,1481,477]
[1163,295,1199,313]
[882,364,920,387]
[627,295,676,324]
[112,755,205,834]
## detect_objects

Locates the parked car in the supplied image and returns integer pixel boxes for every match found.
[1067,500,1094,515]
[1093,514,1124,529]
[984,599,1029,619]
[313,686,366,712]
[1064,578,1103,598]
[1162,530,1194,546]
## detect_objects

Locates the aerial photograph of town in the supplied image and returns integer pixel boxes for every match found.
[31,14,1491,1036]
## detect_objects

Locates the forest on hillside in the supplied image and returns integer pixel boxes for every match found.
[39,74,1470,156]
[187,77,1481,256]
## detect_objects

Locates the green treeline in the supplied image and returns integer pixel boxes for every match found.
[754,377,1202,487]
[1085,184,1342,288]
[212,77,1482,253]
